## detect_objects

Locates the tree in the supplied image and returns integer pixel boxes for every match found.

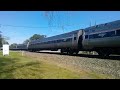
[0,34,2,47]
[23,39,29,45]
[0,31,9,47]
[9,43,17,49]
[29,34,46,41]
[0,31,2,47]
[1,36,9,45]
[22,34,46,45]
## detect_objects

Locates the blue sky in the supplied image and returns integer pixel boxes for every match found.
[0,11,120,45]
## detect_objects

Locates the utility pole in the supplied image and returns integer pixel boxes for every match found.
[16,45,17,49]
[95,21,96,26]
[90,21,91,27]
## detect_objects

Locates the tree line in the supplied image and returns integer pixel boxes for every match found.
[0,31,9,47]
[10,34,47,49]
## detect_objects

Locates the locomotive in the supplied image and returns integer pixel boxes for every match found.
[27,20,120,57]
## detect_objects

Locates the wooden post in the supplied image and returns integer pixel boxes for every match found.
[22,51,24,56]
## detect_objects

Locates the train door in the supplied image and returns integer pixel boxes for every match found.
[72,34,75,48]
[27,42,30,49]
[78,30,84,50]
[72,33,78,48]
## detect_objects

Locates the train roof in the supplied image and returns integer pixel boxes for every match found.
[17,44,27,46]
[30,29,81,43]
[84,20,120,33]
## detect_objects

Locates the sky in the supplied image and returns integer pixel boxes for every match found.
[1,11,120,45]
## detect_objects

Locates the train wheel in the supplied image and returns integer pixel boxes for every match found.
[97,51,105,57]
[67,51,69,54]
[60,49,64,54]
[97,49,110,57]
[68,49,74,55]
[75,51,79,55]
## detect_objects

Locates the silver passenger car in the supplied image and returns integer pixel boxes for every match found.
[28,29,83,54]
[82,20,120,56]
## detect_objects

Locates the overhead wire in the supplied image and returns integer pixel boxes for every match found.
[0,23,81,29]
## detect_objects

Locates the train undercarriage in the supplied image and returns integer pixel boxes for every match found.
[60,48,79,55]
[95,47,120,57]
[60,47,120,57]
[28,47,120,58]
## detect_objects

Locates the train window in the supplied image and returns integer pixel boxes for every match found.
[104,31,115,37]
[47,41,49,44]
[110,31,115,37]
[47,41,50,44]
[54,40,56,43]
[44,42,47,44]
[63,39,66,42]
[89,35,94,39]
[60,39,63,42]
[89,31,115,39]
[50,41,52,44]
[51,41,53,43]
[85,35,88,39]
[57,40,59,43]
[89,34,100,39]
[74,37,76,40]
[56,40,62,43]
[104,23,108,26]
[49,41,51,43]
[116,30,120,36]
[95,25,98,28]
[54,40,57,43]
[94,34,101,38]
[66,38,72,42]
[48,41,50,44]
[60,39,62,42]
[61,39,64,42]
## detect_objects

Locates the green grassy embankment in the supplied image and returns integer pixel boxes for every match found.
[0,51,112,79]
[0,51,83,79]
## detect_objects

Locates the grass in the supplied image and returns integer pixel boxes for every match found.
[0,51,113,79]
[0,51,81,79]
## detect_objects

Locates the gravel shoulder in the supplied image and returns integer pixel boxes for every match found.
[24,51,120,79]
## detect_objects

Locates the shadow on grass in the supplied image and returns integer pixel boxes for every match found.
[37,51,120,61]
[0,57,19,66]
[0,56,42,79]
[0,57,19,78]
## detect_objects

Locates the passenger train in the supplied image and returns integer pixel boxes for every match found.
[21,20,120,57]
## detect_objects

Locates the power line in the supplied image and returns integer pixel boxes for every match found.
[2,24,58,28]
[0,23,81,29]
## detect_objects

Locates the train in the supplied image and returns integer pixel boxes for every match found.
[18,20,120,57]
